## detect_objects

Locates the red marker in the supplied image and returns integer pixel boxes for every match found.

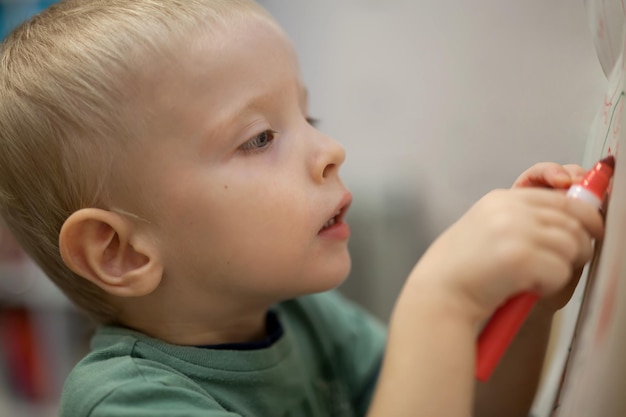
[475,155,615,382]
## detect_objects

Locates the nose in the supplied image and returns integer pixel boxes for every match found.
[311,130,346,183]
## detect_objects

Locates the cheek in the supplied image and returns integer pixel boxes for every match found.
[180,182,313,247]
[216,187,316,258]
[156,165,319,258]
[227,188,314,245]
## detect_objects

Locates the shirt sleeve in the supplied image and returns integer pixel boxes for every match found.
[87,381,240,417]
[59,354,240,417]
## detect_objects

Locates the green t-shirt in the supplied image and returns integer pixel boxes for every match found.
[59,291,387,417]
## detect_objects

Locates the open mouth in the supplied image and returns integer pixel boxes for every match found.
[321,210,342,231]
[319,195,351,233]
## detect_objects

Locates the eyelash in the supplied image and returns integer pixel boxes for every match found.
[306,117,320,127]
[238,117,320,154]
[239,129,277,153]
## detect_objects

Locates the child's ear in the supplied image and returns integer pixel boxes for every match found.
[59,208,163,297]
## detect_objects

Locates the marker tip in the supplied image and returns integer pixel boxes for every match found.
[599,155,615,169]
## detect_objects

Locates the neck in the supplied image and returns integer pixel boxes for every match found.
[115,294,273,346]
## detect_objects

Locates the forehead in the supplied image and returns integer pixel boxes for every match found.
[196,16,300,93]
[142,14,304,131]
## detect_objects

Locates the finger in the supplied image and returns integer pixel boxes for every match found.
[517,188,606,239]
[569,219,594,266]
[536,226,579,262]
[513,162,572,189]
[513,186,568,205]
[574,229,595,267]
[562,164,587,184]
[526,251,572,296]
[565,197,605,240]
[516,188,603,244]
[534,216,594,267]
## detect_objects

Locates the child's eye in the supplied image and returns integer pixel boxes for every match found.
[239,129,277,153]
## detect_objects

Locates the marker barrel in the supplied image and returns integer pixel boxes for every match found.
[476,293,539,382]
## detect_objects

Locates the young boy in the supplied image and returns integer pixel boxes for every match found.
[0,1,603,416]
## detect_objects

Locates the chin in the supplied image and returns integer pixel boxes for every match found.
[273,255,352,300]
[310,259,352,294]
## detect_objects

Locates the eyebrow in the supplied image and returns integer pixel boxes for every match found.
[227,83,310,124]
[201,84,310,149]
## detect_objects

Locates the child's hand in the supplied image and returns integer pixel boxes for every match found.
[512,162,585,191]
[512,162,592,311]
[407,186,604,323]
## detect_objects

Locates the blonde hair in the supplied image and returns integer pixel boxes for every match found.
[0,0,271,323]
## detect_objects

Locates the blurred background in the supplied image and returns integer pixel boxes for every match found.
[0,0,607,415]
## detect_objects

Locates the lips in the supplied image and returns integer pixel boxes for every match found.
[319,192,352,233]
